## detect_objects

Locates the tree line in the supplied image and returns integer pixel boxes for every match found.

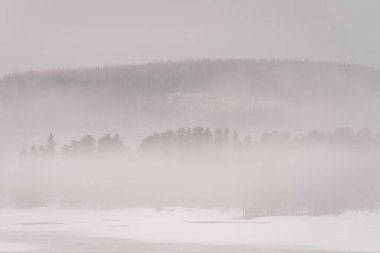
[11,126,380,213]
[20,127,380,156]
[20,134,126,156]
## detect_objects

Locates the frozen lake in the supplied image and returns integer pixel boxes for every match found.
[0,208,379,252]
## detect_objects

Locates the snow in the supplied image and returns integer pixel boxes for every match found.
[0,208,380,252]
[0,242,40,252]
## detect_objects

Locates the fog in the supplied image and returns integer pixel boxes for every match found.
[1,1,380,252]
[0,60,379,146]
[1,124,380,215]
[0,58,379,215]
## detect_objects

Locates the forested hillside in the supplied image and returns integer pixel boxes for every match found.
[2,59,380,101]
[1,59,380,153]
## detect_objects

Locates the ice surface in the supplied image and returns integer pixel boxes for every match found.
[0,208,379,252]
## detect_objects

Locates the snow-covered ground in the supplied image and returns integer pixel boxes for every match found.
[0,208,380,252]
[0,242,40,252]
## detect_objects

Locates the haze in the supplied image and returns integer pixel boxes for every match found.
[1,1,380,252]
[1,0,380,77]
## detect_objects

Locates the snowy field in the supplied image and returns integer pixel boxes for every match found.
[0,208,380,252]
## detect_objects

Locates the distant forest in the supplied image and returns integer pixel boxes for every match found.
[20,126,380,156]
[2,59,380,214]
[2,59,380,103]
[10,127,380,214]
[2,59,380,154]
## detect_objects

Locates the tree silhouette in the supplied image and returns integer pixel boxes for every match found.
[46,134,56,155]
[98,134,125,154]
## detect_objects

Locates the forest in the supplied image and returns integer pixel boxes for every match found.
[20,126,380,156]
[1,59,380,214]
[5,126,379,216]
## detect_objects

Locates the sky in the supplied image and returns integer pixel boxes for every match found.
[0,0,379,77]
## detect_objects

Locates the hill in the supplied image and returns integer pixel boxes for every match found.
[1,59,379,152]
